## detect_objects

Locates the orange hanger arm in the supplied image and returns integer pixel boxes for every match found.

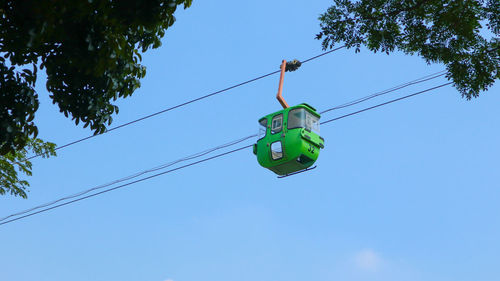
[276,60,289,109]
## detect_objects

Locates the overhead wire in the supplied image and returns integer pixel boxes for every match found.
[0,144,253,226]
[319,70,447,114]
[0,134,257,223]
[26,46,346,161]
[320,82,453,125]
[0,80,454,227]
[22,64,443,166]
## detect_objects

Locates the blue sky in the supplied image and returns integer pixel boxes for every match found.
[1,1,499,281]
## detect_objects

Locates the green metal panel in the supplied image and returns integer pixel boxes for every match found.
[253,103,325,176]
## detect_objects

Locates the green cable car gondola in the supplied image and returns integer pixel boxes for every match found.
[253,60,325,177]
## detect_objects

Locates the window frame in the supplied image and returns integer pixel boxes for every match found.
[270,141,284,160]
[258,118,267,140]
[305,111,320,134]
[270,114,283,135]
[288,108,321,134]
[287,108,306,130]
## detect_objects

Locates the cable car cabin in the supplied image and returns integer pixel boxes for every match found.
[253,103,325,176]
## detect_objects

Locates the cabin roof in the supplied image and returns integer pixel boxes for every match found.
[258,103,320,121]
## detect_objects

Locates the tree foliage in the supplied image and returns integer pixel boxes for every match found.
[317,0,499,99]
[0,138,56,198]
[0,0,192,197]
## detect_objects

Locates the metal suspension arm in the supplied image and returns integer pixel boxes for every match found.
[276,60,289,109]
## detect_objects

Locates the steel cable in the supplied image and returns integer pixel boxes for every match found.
[1,76,454,227]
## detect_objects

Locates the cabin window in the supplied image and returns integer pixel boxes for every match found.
[271,114,283,134]
[271,141,283,160]
[288,108,320,134]
[288,108,305,129]
[258,118,267,139]
[305,112,320,134]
